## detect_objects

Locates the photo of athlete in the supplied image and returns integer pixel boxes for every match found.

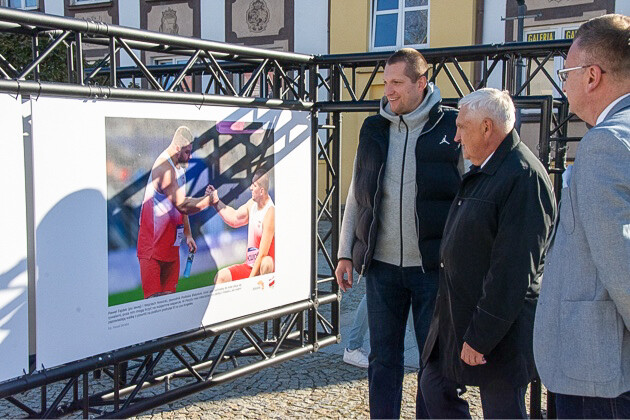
[136,126,216,298]
[207,169,275,283]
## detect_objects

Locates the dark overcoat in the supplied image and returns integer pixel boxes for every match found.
[422,129,556,387]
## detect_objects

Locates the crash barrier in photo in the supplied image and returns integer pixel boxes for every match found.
[0,7,576,418]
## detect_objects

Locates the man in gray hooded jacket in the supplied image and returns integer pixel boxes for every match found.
[335,48,464,418]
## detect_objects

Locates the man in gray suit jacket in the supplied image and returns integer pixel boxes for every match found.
[534,14,630,419]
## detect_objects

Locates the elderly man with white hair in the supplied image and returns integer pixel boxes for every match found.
[419,88,556,418]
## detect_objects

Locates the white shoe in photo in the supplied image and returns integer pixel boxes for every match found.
[343,347,369,368]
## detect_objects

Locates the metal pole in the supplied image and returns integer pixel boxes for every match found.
[515,0,527,131]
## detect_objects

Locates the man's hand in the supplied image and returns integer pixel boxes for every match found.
[335,259,353,292]
[205,185,219,206]
[460,342,486,366]
[186,236,197,253]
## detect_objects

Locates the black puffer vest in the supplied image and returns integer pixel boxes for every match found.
[351,102,461,276]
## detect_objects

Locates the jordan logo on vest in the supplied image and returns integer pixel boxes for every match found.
[439,135,450,145]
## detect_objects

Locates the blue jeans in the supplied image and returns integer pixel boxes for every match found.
[366,260,438,419]
[347,294,368,351]
[555,390,630,419]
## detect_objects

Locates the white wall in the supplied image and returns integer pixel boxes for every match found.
[43,0,63,16]
[482,0,506,90]
[118,0,141,67]
[201,0,225,42]
[294,0,328,54]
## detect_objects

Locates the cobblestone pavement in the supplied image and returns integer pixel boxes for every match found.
[131,282,547,419]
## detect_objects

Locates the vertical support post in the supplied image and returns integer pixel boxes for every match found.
[548,391,557,419]
[538,96,552,170]
[75,32,84,86]
[330,64,342,339]
[109,37,117,87]
[530,376,542,419]
[308,63,319,350]
[31,33,39,81]
[82,372,89,418]
[113,363,120,411]
[299,64,306,101]
[66,37,74,83]
[272,69,281,100]
[40,384,47,414]
[553,101,569,202]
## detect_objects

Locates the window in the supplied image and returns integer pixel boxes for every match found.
[3,0,37,10]
[371,0,429,51]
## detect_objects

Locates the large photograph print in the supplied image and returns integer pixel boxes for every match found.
[32,99,311,369]
[106,118,276,306]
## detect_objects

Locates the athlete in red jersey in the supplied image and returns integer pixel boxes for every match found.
[137,126,216,298]
[208,169,275,283]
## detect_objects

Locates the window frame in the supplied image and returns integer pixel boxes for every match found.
[3,0,38,10]
[370,0,430,52]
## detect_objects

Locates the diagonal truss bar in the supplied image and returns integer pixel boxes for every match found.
[316,312,333,335]
[128,355,153,385]
[42,376,78,418]
[117,37,163,91]
[170,348,204,382]
[532,56,565,99]
[202,335,221,361]
[85,45,121,84]
[317,71,331,92]
[272,59,300,98]
[317,137,336,177]
[317,187,335,225]
[515,51,554,96]
[5,396,38,417]
[18,30,71,80]
[119,351,165,411]
[476,56,501,90]
[182,344,200,364]
[205,330,237,380]
[336,64,358,101]
[240,328,269,359]
[317,234,334,272]
[317,197,333,222]
[429,59,446,84]
[359,61,382,101]
[441,61,464,98]
[240,58,269,97]
[450,57,475,93]
[203,52,238,95]
[167,49,201,92]
[270,313,299,358]
[200,58,228,95]
[550,112,575,136]
[0,52,18,78]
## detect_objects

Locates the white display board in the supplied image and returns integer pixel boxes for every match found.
[0,94,29,382]
[32,98,311,369]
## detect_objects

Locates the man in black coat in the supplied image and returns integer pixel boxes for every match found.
[420,88,556,419]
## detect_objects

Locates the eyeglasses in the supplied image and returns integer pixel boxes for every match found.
[557,64,606,82]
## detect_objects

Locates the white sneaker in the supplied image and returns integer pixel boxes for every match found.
[343,347,369,368]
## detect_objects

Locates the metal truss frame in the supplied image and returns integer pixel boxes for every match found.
[0,7,576,418]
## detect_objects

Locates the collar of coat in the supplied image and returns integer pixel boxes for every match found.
[464,128,520,179]
[368,100,446,156]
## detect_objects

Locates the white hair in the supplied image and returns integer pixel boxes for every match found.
[458,88,515,133]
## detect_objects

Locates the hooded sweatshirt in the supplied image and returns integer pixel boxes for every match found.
[338,83,442,268]
[372,83,442,266]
